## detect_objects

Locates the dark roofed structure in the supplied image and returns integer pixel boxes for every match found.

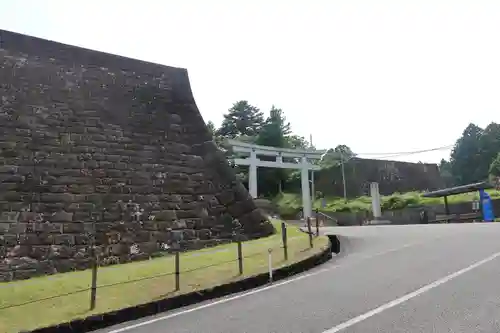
[422,181,494,216]
[422,182,494,198]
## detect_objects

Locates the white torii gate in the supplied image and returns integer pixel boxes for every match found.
[227,139,327,219]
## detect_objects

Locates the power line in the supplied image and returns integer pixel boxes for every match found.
[322,144,454,167]
[355,144,454,157]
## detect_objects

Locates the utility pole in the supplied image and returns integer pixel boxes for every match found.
[340,151,347,202]
[311,171,315,205]
[310,134,315,205]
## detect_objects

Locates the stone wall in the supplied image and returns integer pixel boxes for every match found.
[314,158,443,198]
[0,30,274,282]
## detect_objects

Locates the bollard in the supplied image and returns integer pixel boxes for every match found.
[175,252,180,291]
[89,247,98,310]
[237,240,243,275]
[281,221,288,261]
[268,248,273,283]
[307,217,313,248]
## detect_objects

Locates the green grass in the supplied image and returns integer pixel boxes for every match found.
[0,221,329,333]
[274,190,500,214]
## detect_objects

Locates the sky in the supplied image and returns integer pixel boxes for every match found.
[1,0,499,164]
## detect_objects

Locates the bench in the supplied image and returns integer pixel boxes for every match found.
[430,212,481,224]
[429,214,455,223]
[456,212,482,222]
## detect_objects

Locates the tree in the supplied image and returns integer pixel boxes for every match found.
[255,106,290,148]
[254,106,293,196]
[206,120,216,135]
[477,122,500,178]
[439,159,454,187]
[334,145,355,158]
[217,101,264,138]
[319,144,355,168]
[449,123,484,184]
[286,135,311,150]
[489,153,500,189]
[489,153,500,177]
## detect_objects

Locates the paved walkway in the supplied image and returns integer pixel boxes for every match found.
[99,223,500,333]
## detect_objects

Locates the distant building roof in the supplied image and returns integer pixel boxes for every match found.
[421,182,494,198]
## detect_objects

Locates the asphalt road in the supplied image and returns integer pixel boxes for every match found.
[99,223,500,333]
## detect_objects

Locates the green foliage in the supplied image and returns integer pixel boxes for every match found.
[319,144,355,169]
[478,123,500,177]
[206,120,216,135]
[255,106,290,148]
[449,123,483,184]
[438,159,454,187]
[274,190,500,215]
[448,122,500,185]
[286,134,311,150]
[255,106,293,197]
[217,101,264,138]
[489,153,500,177]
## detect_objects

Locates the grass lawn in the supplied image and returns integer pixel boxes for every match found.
[0,221,329,333]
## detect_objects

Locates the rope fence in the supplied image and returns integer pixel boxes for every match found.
[0,218,324,313]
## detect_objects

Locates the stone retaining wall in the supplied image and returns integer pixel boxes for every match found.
[0,30,273,281]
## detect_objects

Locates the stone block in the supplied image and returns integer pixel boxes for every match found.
[0,211,20,223]
[6,245,31,257]
[30,246,50,260]
[154,210,177,221]
[226,198,255,217]
[0,271,13,282]
[171,230,183,241]
[216,190,235,206]
[62,222,84,233]
[5,257,39,270]
[19,211,37,222]
[172,220,187,229]
[53,259,76,273]
[13,269,37,280]
[196,229,212,240]
[182,229,196,240]
[53,234,75,246]
[40,193,74,203]
[0,235,18,246]
[49,211,74,222]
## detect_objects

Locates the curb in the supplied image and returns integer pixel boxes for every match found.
[26,239,334,333]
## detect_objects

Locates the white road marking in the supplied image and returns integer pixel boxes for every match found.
[105,238,438,333]
[322,250,500,333]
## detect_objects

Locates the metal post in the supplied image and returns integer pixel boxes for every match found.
[268,248,273,283]
[237,240,243,275]
[315,209,320,236]
[175,252,180,291]
[444,196,450,215]
[281,221,288,261]
[90,247,98,310]
[307,217,313,248]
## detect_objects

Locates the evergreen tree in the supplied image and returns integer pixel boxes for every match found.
[217,101,264,138]
[449,123,484,184]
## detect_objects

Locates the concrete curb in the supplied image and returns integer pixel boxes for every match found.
[25,239,334,333]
